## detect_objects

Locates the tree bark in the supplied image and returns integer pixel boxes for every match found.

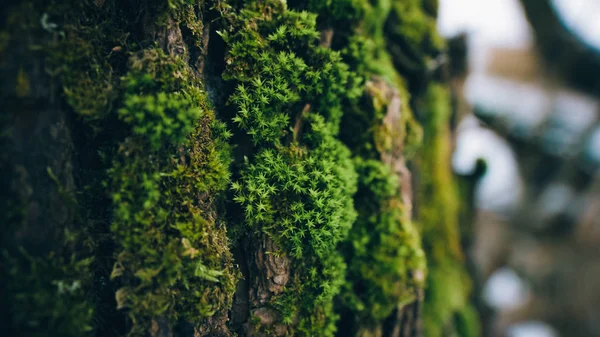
[1,1,475,337]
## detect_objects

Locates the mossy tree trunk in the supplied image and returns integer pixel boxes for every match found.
[1,1,476,337]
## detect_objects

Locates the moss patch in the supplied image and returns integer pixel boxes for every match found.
[222,1,360,335]
[108,48,237,335]
[2,1,478,336]
[2,1,239,336]
[292,1,429,334]
[415,84,477,337]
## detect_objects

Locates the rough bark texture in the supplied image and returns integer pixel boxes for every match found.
[240,234,291,336]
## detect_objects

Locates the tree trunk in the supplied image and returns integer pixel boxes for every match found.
[0,1,476,337]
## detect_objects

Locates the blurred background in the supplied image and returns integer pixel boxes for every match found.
[438,0,600,336]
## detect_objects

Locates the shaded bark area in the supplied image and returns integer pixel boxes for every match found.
[2,1,236,336]
[385,289,424,337]
[0,1,74,256]
[0,3,79,333]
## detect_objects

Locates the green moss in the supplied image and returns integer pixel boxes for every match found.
[454,304,481,337]
[338,83,426,332]
[43,1,130,122]
[222,1,360,335]
[118,88,201,150]
[385,0,445,74]
[342,158,425,323]
[108,49,237,335]
[233,133,356,262]
[288,1,429,333]
[43,2,238,333]
[416,83,474,337]
[333,0,424,157]
[3,1,477,336]
[294,2,475,336]
[222,1,362,136]
[4,1,240,335]
[417,84,462,262]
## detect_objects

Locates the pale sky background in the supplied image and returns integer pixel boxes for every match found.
[438,0,531,48]
[439,0,529,212]
[552,0,600,50]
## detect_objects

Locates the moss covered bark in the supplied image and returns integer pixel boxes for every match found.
[1,1,477,336]
[414,84,479,337]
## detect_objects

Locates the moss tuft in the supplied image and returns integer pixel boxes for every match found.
[2,1,478,336]
[223,1,360,334]
[108,48,237,335]
[342,157,425,323]
[43,1,131,122]
[301,1,429,334]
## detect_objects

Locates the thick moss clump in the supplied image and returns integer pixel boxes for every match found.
[43,0,131,122]
[342,157,425,320]
[289,1,429,335]
[222,1,360,335]
[2,0,478,336]
[109,49,237,334]
[2,1,238,336]
[415,84,479,337]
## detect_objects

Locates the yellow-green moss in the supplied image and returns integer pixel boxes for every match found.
[291,1,429,333]
[43,1,131,122]
[342,158,425,320]
[2,1,478,336]
[3,1,239,336]
[416,84,477,337]
[109,49,237,335]
[417,85,462,261]
[223,1,360,335]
